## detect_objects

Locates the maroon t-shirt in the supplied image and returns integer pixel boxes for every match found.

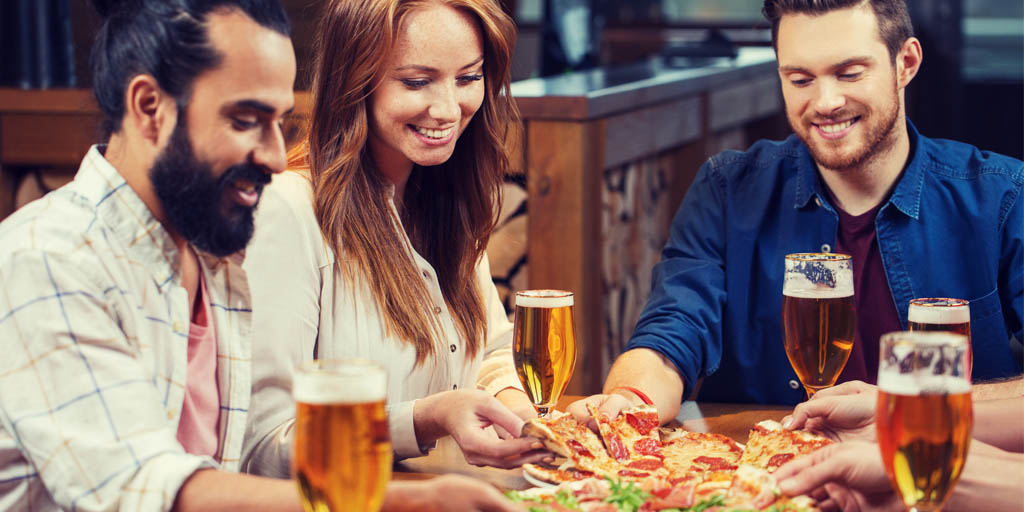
[831,199,903,385]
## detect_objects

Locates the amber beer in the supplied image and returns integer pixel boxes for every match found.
[292,360,391,512]
[512,290,577,416]
[908,298,972,376]
[782,253,856,397]
[876,332,972,512]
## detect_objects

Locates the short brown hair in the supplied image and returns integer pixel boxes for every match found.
[763,0,913,62]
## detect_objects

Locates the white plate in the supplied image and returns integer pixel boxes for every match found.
[521,468,557,488]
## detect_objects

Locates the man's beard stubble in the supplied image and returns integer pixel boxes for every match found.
[149,116,272,257]
[791,84,901,172]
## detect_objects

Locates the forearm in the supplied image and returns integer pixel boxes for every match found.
[944,449,1024,511]
[971,376,1023,400]
[173,469,302,512]
[602,348,684,424]
[972,396,1024,452]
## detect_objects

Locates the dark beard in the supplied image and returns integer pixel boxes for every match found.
[791,86,901,172]
[149,117,272,257]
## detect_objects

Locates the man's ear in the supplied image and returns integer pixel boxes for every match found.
[123,74,177,146]
[896,37,923,89]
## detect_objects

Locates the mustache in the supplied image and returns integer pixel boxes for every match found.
[218,162,274,194]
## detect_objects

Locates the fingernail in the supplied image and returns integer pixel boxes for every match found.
[781,416,793,429]
[543,456,554,463]
[532,442,544,450]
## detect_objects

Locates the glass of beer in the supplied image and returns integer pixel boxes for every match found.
[782,253,856,397]
[512,290,577,416]
[876,331,972,512]
[292,359,392,512]
[908,298,972,377]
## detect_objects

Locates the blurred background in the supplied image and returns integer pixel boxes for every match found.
[0,0,1020,394]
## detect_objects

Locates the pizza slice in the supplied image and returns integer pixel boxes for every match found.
[738,420,832,472]
[522,410,620,476]
[586,403,671,480]
[725,463,819,511]
[522,462,594,485]
[658,428,744,483]
[587,403,662,462]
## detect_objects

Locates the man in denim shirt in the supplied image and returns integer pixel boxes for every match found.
[572,0,1022,420]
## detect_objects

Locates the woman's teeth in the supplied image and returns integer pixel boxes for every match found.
[414,126,454,139]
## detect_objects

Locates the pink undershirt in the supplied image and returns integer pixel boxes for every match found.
[176,273,221,456]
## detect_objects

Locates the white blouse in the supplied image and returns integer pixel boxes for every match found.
[240,171,523,477]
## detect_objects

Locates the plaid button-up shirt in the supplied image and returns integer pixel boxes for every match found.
[0,146,254,511]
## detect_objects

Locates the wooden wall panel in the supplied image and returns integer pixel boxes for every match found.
[526,119,605,395]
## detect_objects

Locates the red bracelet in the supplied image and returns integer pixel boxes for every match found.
[611,386,654,405]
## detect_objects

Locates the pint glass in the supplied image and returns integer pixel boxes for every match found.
[782,253,856,397]
[876,331,972,512]
[292,360,391,512]
[512,290,577,416]
[908,298,972,376]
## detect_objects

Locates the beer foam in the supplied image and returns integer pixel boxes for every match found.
[878,373,971,395]
[908,303,970,324]
[516,290,574,308]
[293,368,386,404]
[783,287,854,299]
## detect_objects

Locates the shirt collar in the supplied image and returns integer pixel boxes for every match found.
[80,145,242,289]
[792,118,926,219]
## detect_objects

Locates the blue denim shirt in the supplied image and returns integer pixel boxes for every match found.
[627,120,1023,405]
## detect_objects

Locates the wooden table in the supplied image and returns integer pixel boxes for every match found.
[393,395,791,490]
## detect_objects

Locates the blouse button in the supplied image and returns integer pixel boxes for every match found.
[450,344,457,353]
[433,306,442,315]
[422,270,430,279]
[788,379,801,390]
[820,244,832,253]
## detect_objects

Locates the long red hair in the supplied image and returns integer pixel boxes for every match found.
[290,0,519,364]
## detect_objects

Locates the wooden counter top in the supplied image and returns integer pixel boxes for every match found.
[511,46,778,120]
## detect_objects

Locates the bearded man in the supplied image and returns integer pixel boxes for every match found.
[572,0,1022,420]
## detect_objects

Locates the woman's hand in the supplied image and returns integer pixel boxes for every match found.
[413,389,549,468]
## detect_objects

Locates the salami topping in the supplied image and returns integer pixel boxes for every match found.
[633,437,662,457]
[625,412,659,435]
[567,439,594,458]
[693,456,738,472]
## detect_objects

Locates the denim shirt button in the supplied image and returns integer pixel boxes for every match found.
[814,197,822,207]
[788,379,801,390]
[820,244,831,253]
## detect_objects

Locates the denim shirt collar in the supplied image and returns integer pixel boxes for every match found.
[793,118,926,219]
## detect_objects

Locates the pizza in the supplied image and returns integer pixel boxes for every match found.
[516,406,831,511]
[738,420,832,473]
[508,464,816,511]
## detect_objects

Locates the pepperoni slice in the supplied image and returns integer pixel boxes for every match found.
[627,458,664,471]
[608,434,629,461]
[768,452,795,468]
[617,469,650,478]
[692,456,738,471]
[632,437,662,457]
[567,439,593,458]
[625,412,659,435]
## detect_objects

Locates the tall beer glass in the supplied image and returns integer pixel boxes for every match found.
[908,298,972,376]
[292,360,391,512]
[512,290,577,416]
[876,331,972,512]
[782,253,856,397]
